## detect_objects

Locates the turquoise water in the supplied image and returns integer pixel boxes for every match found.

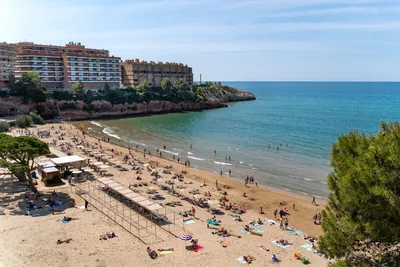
[88,82,400,198]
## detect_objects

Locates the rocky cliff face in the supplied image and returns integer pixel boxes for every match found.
[204,89,256,102]
[0,86,256,120]
[58,101,227,120]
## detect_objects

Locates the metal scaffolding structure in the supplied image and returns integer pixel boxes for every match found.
[75,179,187,244]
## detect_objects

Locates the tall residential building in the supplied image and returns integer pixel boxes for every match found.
[0,42,17,88]
[14,42,121,89]
[121,59,193,87]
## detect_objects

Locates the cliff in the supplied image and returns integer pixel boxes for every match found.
[0,85,256,120]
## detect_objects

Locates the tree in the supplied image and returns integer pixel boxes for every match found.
[29,112,45,125]
[15,114,33,128]
[72,81,86,99]
[319,122,400,267]
[0,134,50,194]
[10,72,47,103]
[103,82,112,94]
[0,122,9,133]
[161,77,173,91]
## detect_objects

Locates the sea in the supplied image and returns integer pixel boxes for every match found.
[83,82,400,199]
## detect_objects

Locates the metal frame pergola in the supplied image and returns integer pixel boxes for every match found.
[75,178,187,244]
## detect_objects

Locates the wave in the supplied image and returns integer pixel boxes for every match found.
[128,140,146,146]
[214,161,232,166]
[304,178,313,181]
[102,127,121,140]
[160,149,179,156]
[187,152,193,155]
[90,121,103,127]
[239,161,244,164]
[173,148,183,151]
[188,156,205,161]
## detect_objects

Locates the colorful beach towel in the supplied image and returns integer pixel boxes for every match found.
[159,251,174,255]
[252,229,264,233]
[240,229,249,233]
[207,220,221,225]
[301,244,313,251]
[184,220,195,224]
[61,219,69,224]
[236,256,247,264]
[193,245,204,252]
[272,240,292,248]
[267,219,277,226]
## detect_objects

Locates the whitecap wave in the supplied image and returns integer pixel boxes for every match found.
[173,148,183,151]
[304,178,313,181]
[239,161,244,164]
[160,149,179,156]
[102,127,121,140]
[90,121,102,127]
[214,161,232,166]
[187,152,193,155]
[128,140,146,146]
[188,156,205,161]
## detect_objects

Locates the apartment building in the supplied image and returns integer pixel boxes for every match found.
[0,42,17,88]
[121,59,193,87]
[14,42,121,89]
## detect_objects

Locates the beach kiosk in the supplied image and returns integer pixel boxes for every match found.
[38,162,60,179]
[51,155,86,169]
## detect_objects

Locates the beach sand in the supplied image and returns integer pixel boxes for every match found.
[0,123,329,267]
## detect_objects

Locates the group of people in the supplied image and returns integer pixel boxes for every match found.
[313,213,322,224]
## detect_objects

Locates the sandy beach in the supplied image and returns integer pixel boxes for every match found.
[0,122,329,267]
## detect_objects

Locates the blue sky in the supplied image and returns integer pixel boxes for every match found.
[1,0,400,81]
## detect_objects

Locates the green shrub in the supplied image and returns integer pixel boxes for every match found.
[29,112,45,125]
[0,121,9,132]
[60,102,76,110]
[16,115,33,128]
[42,175,63,186]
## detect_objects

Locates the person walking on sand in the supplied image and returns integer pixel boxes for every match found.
[260,205,264,214]
[284,218,289,229]
[229,169,232,177]
[273,209,277,219]
[293,203,296,211]
[312,196,316,205]
[313,214,317,224]
[191,207,196,219]
[317,213,322,224]
[85,200,89,210]
[216,180,218,187]
[220,170,223,177]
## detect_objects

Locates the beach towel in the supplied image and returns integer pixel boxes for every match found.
[184,220,195,224]
[207,220,221,225]
[252,229,264,233]
[76,205,85,209]
[240,229,249,233]
[251,222,260,226]
[295,231,303,236]
[221,241,229,247]
[193,245,204,252]
[159,251,174,255]
[272,240,292,248]
[301,244,313,251]
[236,256,247,264]
[267,219,277,225]
[61,219,69,224]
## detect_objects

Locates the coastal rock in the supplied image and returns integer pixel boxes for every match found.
[204,88,256,102]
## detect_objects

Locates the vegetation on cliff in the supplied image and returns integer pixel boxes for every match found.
[1,72,255,119]
[320,122,400,267]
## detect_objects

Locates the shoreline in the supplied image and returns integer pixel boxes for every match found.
[70,121,326,236]
[75,120,329,204]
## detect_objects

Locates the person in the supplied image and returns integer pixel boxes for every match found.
[317,213,322,224]
[284,218,289,229]
[63,216,72,222]
[313,214,317,224]
[257,218,263,225]
[190,144,192,149]
[260,205,264,214]
[272,254,279,262]
[191,207,196,218]
[273,209,277,218]
[147,247,158,259]
[242,192,247,197]
[312,196,316,205]
[293,203,296,211]
[214,150,216,155]
[220,170,223,177]
[216,180,218,187]
[229,169,231,177]
[279,220,284,229]
[85,200,89,210]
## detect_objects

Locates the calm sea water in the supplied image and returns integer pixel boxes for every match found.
[85,82,400,198]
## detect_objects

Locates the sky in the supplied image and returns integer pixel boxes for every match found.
[1,0,400,81]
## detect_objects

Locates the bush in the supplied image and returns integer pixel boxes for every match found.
[0,121,9,132]
[42,175,63,186]
[29,112,45,125]
[60,102,77,110]
[16,115,33,128]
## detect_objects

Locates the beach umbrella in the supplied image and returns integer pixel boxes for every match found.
[179,234,192,242]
